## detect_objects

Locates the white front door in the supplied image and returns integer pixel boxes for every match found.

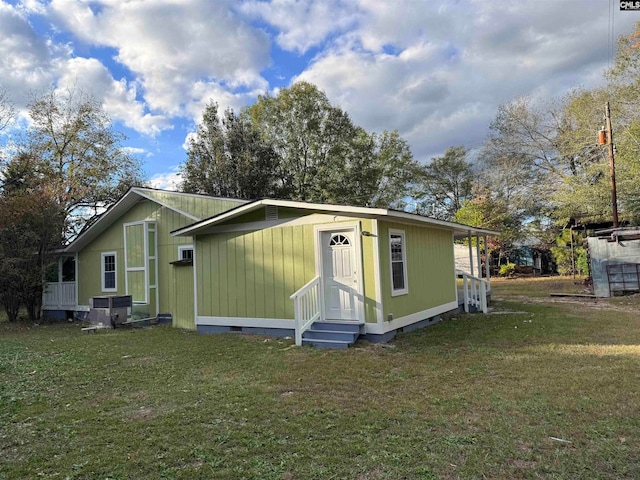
[322,230,359,321]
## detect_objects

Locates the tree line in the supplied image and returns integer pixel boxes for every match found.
[181,81,419,208]
[2,22,640,321]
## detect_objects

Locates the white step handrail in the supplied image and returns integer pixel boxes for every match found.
[290,276,321,346]
[457,270,489,314]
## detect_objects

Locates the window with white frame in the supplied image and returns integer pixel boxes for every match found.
[178,245,194,262]
[389,230,408,295]
[101,252,117,292]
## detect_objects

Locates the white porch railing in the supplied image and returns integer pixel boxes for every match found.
[43,282,77,308]
[457,270,490,314]
[290,276,321,346]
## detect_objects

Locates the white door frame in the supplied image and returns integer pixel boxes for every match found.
[313,221,365,323]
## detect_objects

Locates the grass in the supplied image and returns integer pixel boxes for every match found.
[1,278,639,479]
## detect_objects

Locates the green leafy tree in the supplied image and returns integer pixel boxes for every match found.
[245,81,419,206]
[454,186,527,266]
[550,229,588,276]
[415,146,474,220]
[0,153,64,321]
[25,87,144,238]
[181,102,280,199]
[247,81,356,202]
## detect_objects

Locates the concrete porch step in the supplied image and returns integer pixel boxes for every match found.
[309,321,361,333]
[301,338,352,349]
[301,321,361,349]
[303,329,359,342]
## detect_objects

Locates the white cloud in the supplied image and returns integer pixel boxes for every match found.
[54,57,170,135]
[47,0,271,120]
[121,146,150,157]
[0,2,55,103]
[292,0,639,160]
[241,0,361,53]
[148,166,182,191]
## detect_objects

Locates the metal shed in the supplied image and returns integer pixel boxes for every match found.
[588,228,640,297]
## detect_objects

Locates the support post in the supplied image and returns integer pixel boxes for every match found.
[484,235,491,283]
[468,232,474,276]
[605,101,619,228]
[476,235,482,278]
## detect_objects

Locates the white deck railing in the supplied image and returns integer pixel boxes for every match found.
[43,282,77,308]
[290,276,321,346]
[457,270,490,314]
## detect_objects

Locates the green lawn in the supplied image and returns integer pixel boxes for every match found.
[1,278,639,479]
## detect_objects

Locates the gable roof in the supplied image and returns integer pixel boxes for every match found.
[171,198,499,238]
[64,187,248,253]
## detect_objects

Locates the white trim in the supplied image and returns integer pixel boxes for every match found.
[193,240,199,323]
[123,221,152,305]
[197,316,293,329]
[171,198,500,237]
[174,214,365,235]
[371,219,384,325]
[134,187,248,203]
[389,229,409,296]
[153,225,159,314]
[313,221,365,323]
[452,231,459,306]
[74,252,79,307]
[364,300,459,335]
[178,244,194,261]
[101,251,117,292]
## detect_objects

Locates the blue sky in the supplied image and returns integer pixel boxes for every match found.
[1,0,638,189]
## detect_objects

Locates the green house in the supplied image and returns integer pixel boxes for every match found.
[44,188,247,328]
[172,199,495,346]
[45,189,494,347]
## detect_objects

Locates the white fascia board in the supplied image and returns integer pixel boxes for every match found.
[134,187,249,203]
[173,199,389,236]
[63,189,142,252]
[385,210,499,237]
[171,200,266,236]
[172,197,499,238]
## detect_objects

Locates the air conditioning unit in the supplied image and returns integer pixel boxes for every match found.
[89,295,132,328]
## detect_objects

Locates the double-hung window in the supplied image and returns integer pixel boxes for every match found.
[102,252,117,292]
[389,230,408,296]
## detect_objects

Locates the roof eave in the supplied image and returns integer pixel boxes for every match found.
[171,199,500,237]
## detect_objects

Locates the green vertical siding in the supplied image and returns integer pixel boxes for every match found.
[140,190,245,219]
[197,225,314,320]
[77,195,241,330]
[196,216,379,323]
[378,220,456,320]
[360,219,377,324]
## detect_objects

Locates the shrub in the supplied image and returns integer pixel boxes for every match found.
[499,263,516,277]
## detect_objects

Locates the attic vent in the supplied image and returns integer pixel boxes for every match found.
[266,205,278,221]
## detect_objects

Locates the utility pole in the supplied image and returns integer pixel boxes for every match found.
[605,102,619,228]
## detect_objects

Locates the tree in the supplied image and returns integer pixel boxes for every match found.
[244,81,419,206]
[25,87,144,238]
[454,186,528,266]
[0,86,15,134]
[415,146,474,220]
[181,102,280,199]
[247,81,354,202]
[0,153,64,321]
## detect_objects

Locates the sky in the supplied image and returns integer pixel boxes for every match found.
[1,0,639,190]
